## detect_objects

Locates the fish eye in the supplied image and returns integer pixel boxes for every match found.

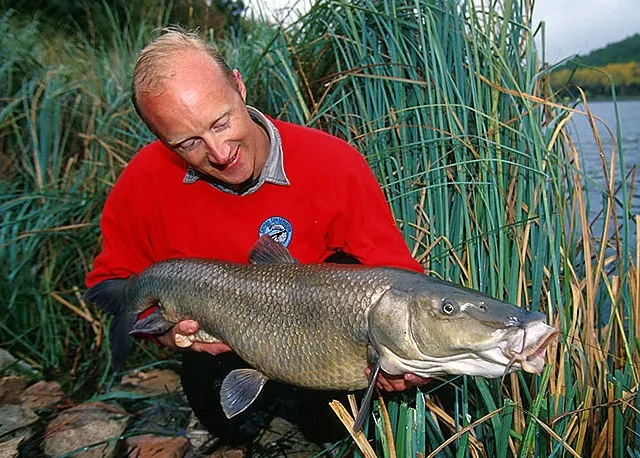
[441,299,456,315]
[478,301,487,311]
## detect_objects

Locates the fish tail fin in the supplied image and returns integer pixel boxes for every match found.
[83,278,136,373]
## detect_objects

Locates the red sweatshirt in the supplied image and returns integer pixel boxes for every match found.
[86,118,422,287]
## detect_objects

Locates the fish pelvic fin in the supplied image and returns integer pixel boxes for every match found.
[83,278,135,373]
[130,307,174,336]
[353,351,381,432]
[351,345,382,432]
[220,368,269,418]
[249,235,298,265]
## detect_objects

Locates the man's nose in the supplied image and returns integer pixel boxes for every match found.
[202,133,231,164]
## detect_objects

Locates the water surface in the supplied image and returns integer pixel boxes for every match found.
[565,99,639,246]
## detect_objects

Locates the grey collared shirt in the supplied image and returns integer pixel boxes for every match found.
[183,106,290,195]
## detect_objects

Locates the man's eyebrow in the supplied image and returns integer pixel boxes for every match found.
[165,137,191,148]
[212,109,232,124]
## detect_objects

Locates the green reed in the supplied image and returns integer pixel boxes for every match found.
[0,0,637,455]
[0,6,159,394]
[241,0,639,455]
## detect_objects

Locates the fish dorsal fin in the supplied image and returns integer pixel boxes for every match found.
[220,368,269,418]
[249,235,298,265]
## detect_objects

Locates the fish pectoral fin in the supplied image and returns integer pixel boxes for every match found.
[130,308,175,336]
[220,368,269,418]
[248,234,298,265]
[353,350,381,432]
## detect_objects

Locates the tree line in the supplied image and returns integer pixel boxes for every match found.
[550,33,640,98]
[551,61,640,98]
[0,0,246,42]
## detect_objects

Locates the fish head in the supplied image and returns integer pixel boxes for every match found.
[368,276,557,379]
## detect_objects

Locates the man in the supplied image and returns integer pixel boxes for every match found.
[86,27,427,445]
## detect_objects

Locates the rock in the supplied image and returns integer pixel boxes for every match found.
[20,381,64,410]
[0,349,16,372]
[254,417,323,457]
[0,405,38,442]
[125,391,192,437]
[185,412,214,453]
[124,434,189,457]
[206,447,246,458]
[0,436,24,458]
[0,349,34,375]
[118,369,182,396]
[43,402,129,458]
[0,377,29,404]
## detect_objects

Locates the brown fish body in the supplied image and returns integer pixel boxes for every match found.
[133,260,398,390]
[84,236,557,423]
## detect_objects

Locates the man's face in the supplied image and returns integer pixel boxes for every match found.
[138,49,269,189]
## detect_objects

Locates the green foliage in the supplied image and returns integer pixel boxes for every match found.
[551,33,640,97]
[571,33,640,68]
[551,61,640,97]
[170,0,246,36]
[0,0,246,43]
[0,6,157,395]
[0,0,637,456]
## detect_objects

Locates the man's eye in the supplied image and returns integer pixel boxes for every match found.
[178,139,199,151]
[212,119,229,133]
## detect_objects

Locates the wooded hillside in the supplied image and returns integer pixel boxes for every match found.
[551,33,640,97]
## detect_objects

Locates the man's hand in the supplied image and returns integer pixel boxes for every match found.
[156,320,233,356]
[365,367,430,392]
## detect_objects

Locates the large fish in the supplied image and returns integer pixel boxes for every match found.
[84,235,556,430]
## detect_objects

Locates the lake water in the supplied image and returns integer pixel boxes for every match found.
[564,99,639,242]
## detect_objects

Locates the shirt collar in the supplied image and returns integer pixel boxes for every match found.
[182,105,289,195]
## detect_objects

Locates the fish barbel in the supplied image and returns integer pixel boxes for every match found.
[84,235,557,428]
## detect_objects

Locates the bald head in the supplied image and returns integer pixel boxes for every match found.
[131,27,235,126]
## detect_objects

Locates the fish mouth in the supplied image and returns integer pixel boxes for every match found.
[505,323,558,374]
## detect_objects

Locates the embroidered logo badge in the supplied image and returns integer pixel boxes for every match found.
[259,216,293,247]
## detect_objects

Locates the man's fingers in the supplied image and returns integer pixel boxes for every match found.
[190,342,233,356]
[171,320,200,347]
[175,320,199,335]
[377,377,396,392]
[152,320,204,350]
[170,332,233,355]
[174,333,195,348]
[367,367,409,391]
[404,373,430,386]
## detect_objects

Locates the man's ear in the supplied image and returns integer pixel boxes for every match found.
[232,69,247,102]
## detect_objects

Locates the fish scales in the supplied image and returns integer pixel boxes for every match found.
[133,259,396,390]
[84,235,557,426]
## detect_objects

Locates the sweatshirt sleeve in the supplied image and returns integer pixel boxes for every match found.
[327,151,423,273]
[85,163,156,287]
